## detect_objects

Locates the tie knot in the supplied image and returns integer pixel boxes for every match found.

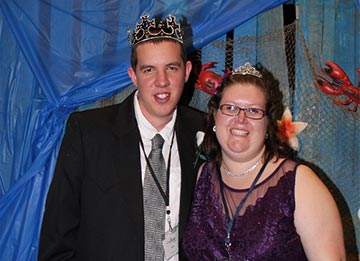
[151,134,164,150]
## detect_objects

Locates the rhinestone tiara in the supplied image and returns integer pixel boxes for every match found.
[128,14,183,47]
[232,62,262,78]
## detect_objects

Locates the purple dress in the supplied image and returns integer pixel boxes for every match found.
[182,159,308,261]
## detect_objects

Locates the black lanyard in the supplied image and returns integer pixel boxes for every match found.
[139,131,175,210]
[217,155,271,257]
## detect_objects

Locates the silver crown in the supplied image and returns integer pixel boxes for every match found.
[232,62,262,78]
[128,14,183,47]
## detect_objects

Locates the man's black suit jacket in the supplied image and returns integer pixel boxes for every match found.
[39,92,205,260]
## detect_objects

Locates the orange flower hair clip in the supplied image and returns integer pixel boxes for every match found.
[277,107,308,151]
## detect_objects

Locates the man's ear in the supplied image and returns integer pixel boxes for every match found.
[128,67,137,87]
[184,61,192,83]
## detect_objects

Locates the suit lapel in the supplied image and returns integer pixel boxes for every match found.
[111,92,145,239]
[174,108,198,238]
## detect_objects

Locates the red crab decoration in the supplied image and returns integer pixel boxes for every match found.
[194,62,230,95]
[314,61,360,112]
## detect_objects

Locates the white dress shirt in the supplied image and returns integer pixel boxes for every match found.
[134,92,181,261]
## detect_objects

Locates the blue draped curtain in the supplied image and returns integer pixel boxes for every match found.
[0,0,358,260]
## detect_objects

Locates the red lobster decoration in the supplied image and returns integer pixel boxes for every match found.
[314,61,360,112]
[195,62,230,95]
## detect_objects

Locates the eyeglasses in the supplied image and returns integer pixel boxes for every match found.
[219,104,266,120]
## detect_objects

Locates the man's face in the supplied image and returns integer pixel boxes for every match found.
[128,41,192,130]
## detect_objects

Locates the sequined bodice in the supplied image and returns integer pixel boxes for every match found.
[182,159,308,261]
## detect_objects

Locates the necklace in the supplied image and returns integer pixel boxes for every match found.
[223,158,262,177]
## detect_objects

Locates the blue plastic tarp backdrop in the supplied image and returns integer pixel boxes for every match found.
[0,0,292,260]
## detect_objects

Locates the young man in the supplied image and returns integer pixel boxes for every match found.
[39,14,205,260]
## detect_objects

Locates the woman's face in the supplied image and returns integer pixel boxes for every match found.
[214,83,268,162]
